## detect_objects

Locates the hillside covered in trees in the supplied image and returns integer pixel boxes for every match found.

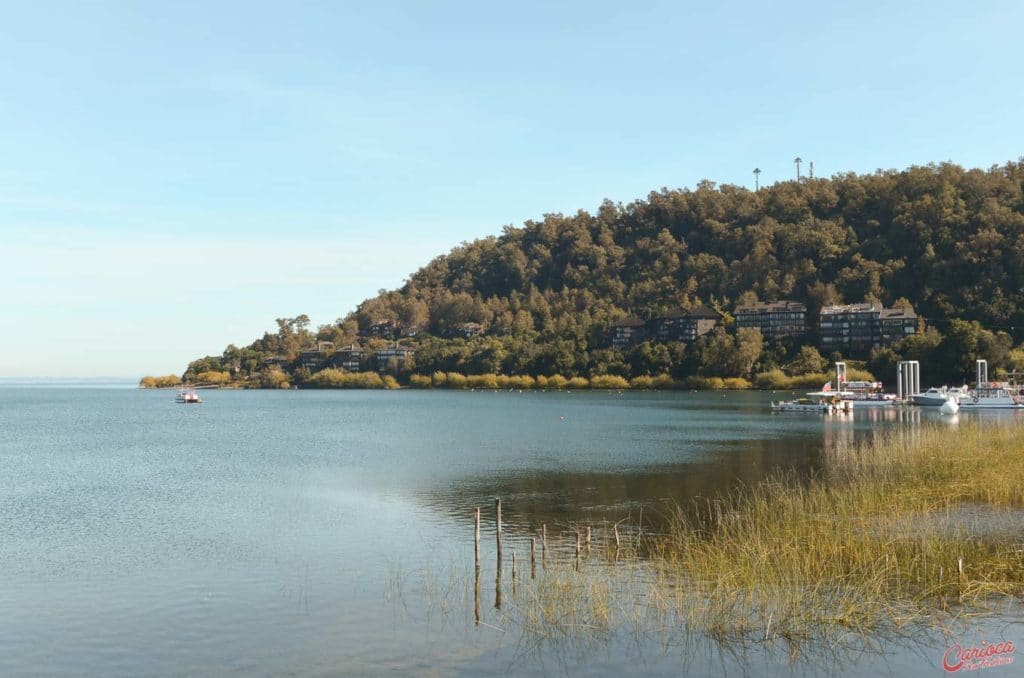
[174,160,1024,388]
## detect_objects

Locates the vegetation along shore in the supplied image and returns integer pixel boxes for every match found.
[404,421,1024,651]
[147,160,1024,389]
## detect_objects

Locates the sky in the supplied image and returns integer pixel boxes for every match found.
[1,1,1022,378]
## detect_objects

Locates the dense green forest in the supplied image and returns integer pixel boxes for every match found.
[169,160,1024,388]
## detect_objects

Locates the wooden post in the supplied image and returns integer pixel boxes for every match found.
[586,526,591,551]
[575,530,581,571]
[541,524,547,564]
[530,537,536,579]
[474,507,481,570]
[512,551,517,580]
[495,498,502,571]
[474,562,481,625]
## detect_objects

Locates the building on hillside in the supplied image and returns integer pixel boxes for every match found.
[877,307,919,346]
[329,344,363,372]
[364,319,399,340]
[455,322,485,339]
[652,305,722,342]
[375,344,415,371]
[608,317,646,349]
[298,341,335,371]
[819,303,917,353]
[734,300,807,340]
[262,355,289,370]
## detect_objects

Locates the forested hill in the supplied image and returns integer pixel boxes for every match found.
[180,160,1024,386]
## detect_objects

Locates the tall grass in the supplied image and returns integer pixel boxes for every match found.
[652,423,1024,642]
[392,423,1024,656]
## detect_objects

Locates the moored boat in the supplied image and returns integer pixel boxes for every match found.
[911,385,968,406]
[771,397,851,413]
[175,388,203,404]
[958,384,1023,409]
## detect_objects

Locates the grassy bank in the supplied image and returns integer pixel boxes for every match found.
[647,423,1024,643]
[430,422,1024,649]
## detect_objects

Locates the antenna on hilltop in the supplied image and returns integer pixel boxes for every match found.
[753,167,761,191]
[794,157,803,181]
[809,161,814,179]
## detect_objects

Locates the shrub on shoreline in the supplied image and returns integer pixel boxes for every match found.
[139,374,182,388]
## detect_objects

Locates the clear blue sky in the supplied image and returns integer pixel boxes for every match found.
[1,1,1021,377]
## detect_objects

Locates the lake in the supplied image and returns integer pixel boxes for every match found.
[0,387,1018,676]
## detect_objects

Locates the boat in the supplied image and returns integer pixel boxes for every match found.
[806,380,896,407]
[175,387,203,404]
[956,360,1024,409]
[771,397,851,413]
[958,384,1023,409]
[911,385,968,406]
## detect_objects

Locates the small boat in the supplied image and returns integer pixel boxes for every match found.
[912,386,968,406]
[806,381,896,407]
[175,387,203,404]
[771,398,849,413]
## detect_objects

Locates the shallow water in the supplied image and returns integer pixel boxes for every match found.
[0,387,1018,676]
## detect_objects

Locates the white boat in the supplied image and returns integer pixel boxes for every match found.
[175,388,202,404]
[958,384,1023,409]
[771,398,850,413]
[806,381,896,407]
[912,386,968,406]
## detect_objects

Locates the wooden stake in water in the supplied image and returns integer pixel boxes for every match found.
[474,563,481,625]
[541,524,547,564]
[575,530,581,571]
[512,551,517,580]
[474,507,481,570]
[495,498,503,571]
[530,537,536,579]
[586,526,591,551]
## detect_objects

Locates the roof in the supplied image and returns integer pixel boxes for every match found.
[879,307,917,319]
[820,303,880,315]
[337,343,362,352]
[735,300,807,314]
[688,304,724,320]
[612,316,646,328]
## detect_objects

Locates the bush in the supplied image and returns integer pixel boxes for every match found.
[723,377,753,390]
[467,374,499,389]
[409,374,432,388]
[513,375,536,389]
[445,372,468,389]
[307,369,386,389]
[431,371,447,387]
[260,368,290,389]
[630,375,654,389]
[753,369,790,390]
[495,374,512,389]
[382,375,400,389]
[590,374,630,389]
[566,376,590,389]
[535,375,549,389]
[139,374,182,388]
[547,375,568,389]
[195,370,232,385]
[652,374,676,389]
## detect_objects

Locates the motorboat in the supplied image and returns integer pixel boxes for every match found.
[958,384,1023,409]
[175,388,203,404]
[771,398,851,413]
[912,386,968,406]
[806,380,896,407]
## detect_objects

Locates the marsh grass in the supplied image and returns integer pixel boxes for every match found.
[392,422,1024,657]
[652,422,1024,643]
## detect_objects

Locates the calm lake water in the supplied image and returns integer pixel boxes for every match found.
[0,387,1019,676]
